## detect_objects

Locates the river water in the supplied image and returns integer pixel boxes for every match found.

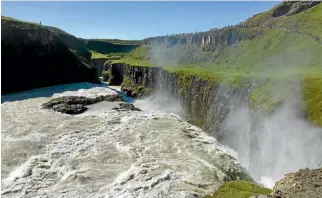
[1,83,249,198]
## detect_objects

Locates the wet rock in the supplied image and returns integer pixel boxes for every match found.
[51,104,87,115]
[112,103,142,112]
[125,89,139,98]
[126,90,133,97]
[42,95,124,115]
[122,87,129,92]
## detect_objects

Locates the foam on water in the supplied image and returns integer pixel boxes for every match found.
[1,83,248,198]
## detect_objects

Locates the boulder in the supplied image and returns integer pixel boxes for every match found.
[112,103,142,111]
[42,95,124,115]
[51,103,87,115]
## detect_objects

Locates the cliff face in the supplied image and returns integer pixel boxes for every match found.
[1,18,99,94]
[90,58,108,77]
[142,28,264,51]
[111,64,252,134]
[46,25,139,75]
[142,2,321,51]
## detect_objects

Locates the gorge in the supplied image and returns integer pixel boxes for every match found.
[1,1,322,198]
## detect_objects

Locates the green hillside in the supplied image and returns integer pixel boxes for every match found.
[1,16,140,61]
[244,2,322,38]
[90,38,141,45]
[203,181,272,198]
[114,2,322,126]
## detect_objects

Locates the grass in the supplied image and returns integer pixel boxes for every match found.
[203,181,272,198]
[102,70,110,81]
[303,77,322,126]
[89,50,108,59]
[89,51,127,60]
[89,39,141,45]
[2,15,139,59]
[121,77,152,97]
[1,15,47,31]
[247,3,322,38]
[113,26,322,126]
[115,28,322,72]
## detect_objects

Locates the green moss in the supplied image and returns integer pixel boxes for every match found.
[249,80,284,113]
[203,181,272,198]
[120,77,152,97]
[120,77,133,90]
[303,77,322,126]
[102,70,110,82]
[248,75,322,126]
[89,50,108,59]
[88,39,141,45]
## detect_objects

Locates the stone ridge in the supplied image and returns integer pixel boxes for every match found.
[142,28,264,51]
[1,18,99,94]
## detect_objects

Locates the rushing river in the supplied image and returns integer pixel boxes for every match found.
[1,83,249,198]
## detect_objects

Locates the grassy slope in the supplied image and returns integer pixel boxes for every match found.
[113,4,322,126]
[2,16,139,60]
[246,3,322,38]
[114,28,322,78]
[89,38,141,45]
[1,16,46,31]
[203,181,272,198]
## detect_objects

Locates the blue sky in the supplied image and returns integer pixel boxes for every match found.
[2,1,280,40]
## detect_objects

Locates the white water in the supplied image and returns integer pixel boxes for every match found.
[218,82,322,189]
[1,83,247,198]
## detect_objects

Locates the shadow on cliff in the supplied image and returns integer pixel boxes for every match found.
[1,82,107,103]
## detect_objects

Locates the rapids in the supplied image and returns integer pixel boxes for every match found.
[1,83,248,198]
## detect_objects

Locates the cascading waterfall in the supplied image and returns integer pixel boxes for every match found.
[152,62,322,189]
[216,79,322,188]
[1,83,251,198]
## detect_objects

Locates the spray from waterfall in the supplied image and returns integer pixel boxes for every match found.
[145,44,322,188]
[217,51,322,188]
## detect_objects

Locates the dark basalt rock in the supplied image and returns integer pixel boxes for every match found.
[1,18,99,94]
[42,95,124,114]
[51,103,88,115]
[112,103,142,112]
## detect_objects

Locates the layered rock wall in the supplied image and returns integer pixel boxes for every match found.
[111,63,253,135]
[142,28,264,51]
[1,19,99,94]
[90,58,108,77]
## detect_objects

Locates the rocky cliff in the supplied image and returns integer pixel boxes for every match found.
[90,58,108,77]
[142,1,321,51]
[110,63,253,135]
[142,27,264,51]
[112,62,321,134]
[1,17,99,94]
[46,24,139,76]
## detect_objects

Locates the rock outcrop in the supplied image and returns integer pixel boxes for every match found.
[271,1,320,17]
[142,2,321,51]
[90,58,109,77]
[42,95,124,114]
[142,28,264,51]
[267,167,322,198]
[112,103,142,111]
[1,18,99,94]
[109,63,251,135]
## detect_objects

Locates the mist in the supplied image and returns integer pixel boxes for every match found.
[218,81,322,188]
[144,44,322,188]
[215,52,322,188]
